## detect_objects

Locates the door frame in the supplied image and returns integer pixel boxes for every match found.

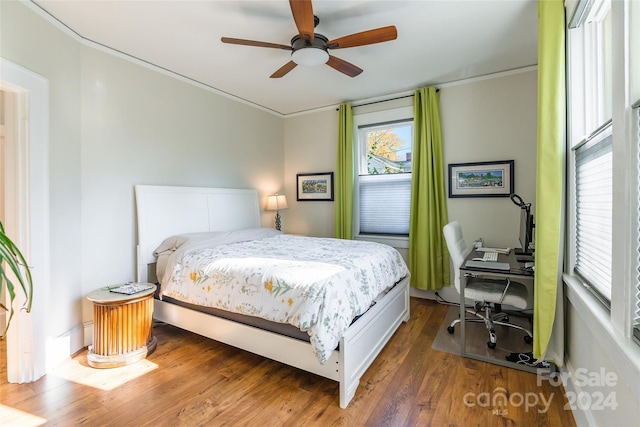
[1,57,50,383]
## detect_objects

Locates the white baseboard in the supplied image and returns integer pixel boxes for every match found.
[45,324,86,372]
[83,321,93,347]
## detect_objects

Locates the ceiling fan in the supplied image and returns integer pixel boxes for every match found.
[221,0,398,78]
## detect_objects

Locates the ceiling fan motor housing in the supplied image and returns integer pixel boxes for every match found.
[290,34,329,66]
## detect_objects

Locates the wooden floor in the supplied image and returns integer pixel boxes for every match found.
[1,298,576,426]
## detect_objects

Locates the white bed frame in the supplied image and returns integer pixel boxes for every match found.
[134,185,410,408]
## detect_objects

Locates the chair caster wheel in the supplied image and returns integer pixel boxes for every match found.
[447,326,455,334]
[524,335,533,344]
[487,341,497,349]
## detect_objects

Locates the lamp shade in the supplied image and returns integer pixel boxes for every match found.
[266,194,288,211]
[291,47,329,67]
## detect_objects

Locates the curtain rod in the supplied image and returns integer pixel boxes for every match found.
[336,89,439,111]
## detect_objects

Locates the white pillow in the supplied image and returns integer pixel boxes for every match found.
[153,232,224,257]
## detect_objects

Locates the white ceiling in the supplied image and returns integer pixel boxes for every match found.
[33,0,538,116]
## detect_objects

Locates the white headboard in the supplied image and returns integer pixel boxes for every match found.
[135,185,260,282]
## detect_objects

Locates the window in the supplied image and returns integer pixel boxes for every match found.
[353,107,413,238]
[568,0,613,304]
[568,0,640,345]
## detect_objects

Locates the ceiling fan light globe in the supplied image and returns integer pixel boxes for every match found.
[291,48,329,67]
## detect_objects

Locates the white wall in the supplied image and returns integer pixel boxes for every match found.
[78,46,284,323]
[1,0,84,340]
[1,1,284,350]
[283,109,337,237]
[565,284,640,427]
[441,69,538,251]
[428,69,538,302]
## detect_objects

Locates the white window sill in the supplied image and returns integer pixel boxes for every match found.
[355,234,409,249]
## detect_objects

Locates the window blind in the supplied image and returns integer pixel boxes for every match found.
[359,173,411,235]
[574,121,613,304]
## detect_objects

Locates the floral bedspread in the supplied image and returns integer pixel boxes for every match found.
[158,229,409,364]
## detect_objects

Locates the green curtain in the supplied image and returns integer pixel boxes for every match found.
[534,0,565,362]
[409,87,450,290]
[334,103,354,239]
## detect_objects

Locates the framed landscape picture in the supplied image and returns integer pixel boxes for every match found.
[448,160,514,198]
[296,172,334,201]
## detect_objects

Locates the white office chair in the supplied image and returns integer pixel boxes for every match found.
[443,221,533,349]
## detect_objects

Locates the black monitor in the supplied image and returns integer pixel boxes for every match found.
[516,206,535,256]
[510,194,535,256]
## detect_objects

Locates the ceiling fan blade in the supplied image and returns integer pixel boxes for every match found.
[326,26,397,49]
[221,37,292,51]
[326,56,363,77]
[289,0,315,43]
[270,61,298,78]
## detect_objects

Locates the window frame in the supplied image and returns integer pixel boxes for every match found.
[352,106,413,248]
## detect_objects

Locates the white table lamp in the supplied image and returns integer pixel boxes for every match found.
[266,193,288,231]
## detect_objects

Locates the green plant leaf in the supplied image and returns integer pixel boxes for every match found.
[0,269,17,338]
[0,238,32,309]
[0,221,33,338]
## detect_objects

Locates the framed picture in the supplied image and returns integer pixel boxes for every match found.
[296,172,334,201]
[448,160,514,198]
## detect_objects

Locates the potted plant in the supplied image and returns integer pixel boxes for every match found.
[0,221,33,338]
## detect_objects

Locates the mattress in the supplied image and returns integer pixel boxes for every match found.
[157,293,311,342]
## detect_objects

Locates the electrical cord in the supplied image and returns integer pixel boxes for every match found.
[434,291,475,309]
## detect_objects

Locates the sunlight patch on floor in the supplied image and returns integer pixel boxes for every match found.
[0,404,47,426]
[48,358,158,391]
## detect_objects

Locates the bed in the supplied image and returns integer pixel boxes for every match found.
[134,185,410,408]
